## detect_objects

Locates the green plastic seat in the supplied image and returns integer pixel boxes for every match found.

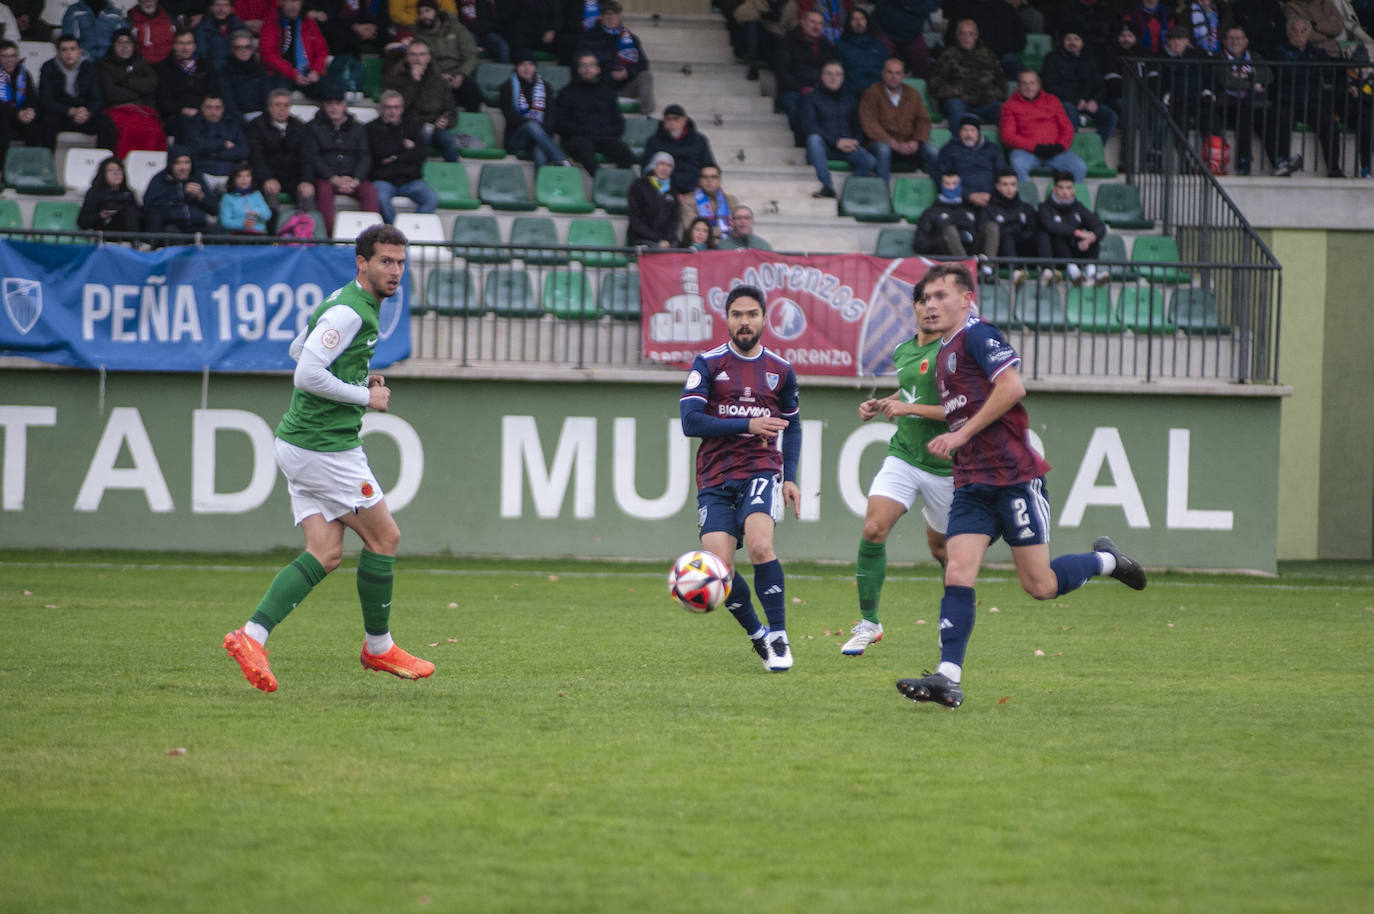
[1021,282,1069,330]
[928,127,951,150]
[361,55,384,101]
[902,77,940,122]
[0,198,22,231]
[1094,183,1152,230]
[977,282,1021,328]
[875,227,916,257]
[621,117,659,158]
[451,215,510,263]
[475,61,514,106]
[30,201,83,242]
[1116,285,1175,333]
[598,272,641,320]
[568,218,627,266]
[423,161,480,210]
[1023,32,1053,72]
[478,163,536,210]
[839,176,898,222]
[1132,235,1190,283]
[593,167,635,214]
[825,157,854,173]
[484,268,540,317]
[455,111,507,159]
[424,268,483,316]
[542,269,600,319]
[1018,177,1039,206]
[509,215,568,264]
[892,178,936,223]
[1098,233,1136,280]
[535,64,571,96]
[1170,288,1231,335]
[6,147,64,195]
[980,125,1000,146]
[618,98,641,114]
[1066,284,1117,331]
[535,165,594,213]
[1072,132,1116,178]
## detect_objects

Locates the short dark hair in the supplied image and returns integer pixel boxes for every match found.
[1052,170,1076,184]
[940,170,961,181]
[912,275,926,305]
[995,168,1017,180]
[0,40,18,53]
[923,262,974,295]
[725,284,766,313]
[356,224,408,260]
[56,33,79,48]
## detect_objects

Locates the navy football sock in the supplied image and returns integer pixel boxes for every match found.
[1050,552,1102,596]
[938,585,976,667]
[725,571,764,637]
[753,559,786,632]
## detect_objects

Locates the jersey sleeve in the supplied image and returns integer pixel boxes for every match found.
[679,354,750,438]
[778,366,800,417]
[965,320,1021,381]
[300,304,364,367]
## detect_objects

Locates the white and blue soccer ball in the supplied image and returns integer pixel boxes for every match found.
[668,550,731,614]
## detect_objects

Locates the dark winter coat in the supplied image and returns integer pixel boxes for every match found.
[306,110,372,182]
[78,182,141,232]
[367,115,429,185]
[142,153,219,228]
[936,133,1006,197]
[554,74,626,141]
[221,54,272,116]
[578,23,650,81]
[246,113,314,189]
[773,26,838,93]
[499,74,558,145]
[385,60,457,127]
[978,189,1037,247]
[155,54,221,123]
[38,58,103,121]
[98,48,158,108]
[626,176,680,245]
[914,196,978,251]
[640,117,718,195]
[1040,47,1107,106]
[800,83,862,147]
[1037,194,1106,242]
[180,113,250,176]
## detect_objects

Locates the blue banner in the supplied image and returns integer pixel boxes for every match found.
[0,240,411,371]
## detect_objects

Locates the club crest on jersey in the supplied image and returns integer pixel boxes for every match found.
[361,482,374,497]
[919,358,929,374]
[322,328,342,349]
[685,369,701,390]
[765,372,779,390]
[945,352,957,374]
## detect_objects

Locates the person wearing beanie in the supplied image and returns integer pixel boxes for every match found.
[142,143,220,236]
[1040,30,1119,143]
[936,112,1006,206]
[576,0,654,115]
[499,51,570,167]
[411,0,484,112]
[627,150,681,247]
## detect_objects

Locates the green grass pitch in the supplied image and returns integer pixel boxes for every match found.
[1,551,1371,913]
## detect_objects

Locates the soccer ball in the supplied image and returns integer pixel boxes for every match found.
[668,550,732,614]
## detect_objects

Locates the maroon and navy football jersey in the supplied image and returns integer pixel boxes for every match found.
[681,343,800,489]
[937,315,1052,488]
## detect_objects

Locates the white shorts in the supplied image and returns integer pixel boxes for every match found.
[274,438,385,525]
[867,455,954,534]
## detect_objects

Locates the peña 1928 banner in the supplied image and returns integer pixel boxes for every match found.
[0,240,411,371]
[639,250,968,376]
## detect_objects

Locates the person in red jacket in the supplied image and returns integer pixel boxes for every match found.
[129,0,176,64]
[998,69,1086,185]
[260,0,328,97]
[233,0,274,36]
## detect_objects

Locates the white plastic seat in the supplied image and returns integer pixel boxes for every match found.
[348,106,379,124]
[124,149,168,202]
[19,40,53,88]
[332,210,384,239]
[63,146,114,193]
[394,212,452,267]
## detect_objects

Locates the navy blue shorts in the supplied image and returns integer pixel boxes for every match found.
[946,478,1051,547]
[697,474,783,542]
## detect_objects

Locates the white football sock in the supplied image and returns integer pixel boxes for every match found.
[365,632,394,655]
[244,621,270,646]
[749,627,767,641]
[937,661,962,683]
[1096,551,1117,575]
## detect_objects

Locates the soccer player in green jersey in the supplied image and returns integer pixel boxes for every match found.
[844,277,955,655]
[223,225,434,692]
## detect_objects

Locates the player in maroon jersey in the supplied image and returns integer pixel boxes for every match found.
[680,286,802,671]
[896,263,1146,708]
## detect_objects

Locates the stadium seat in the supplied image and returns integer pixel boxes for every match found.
[475,62,514,106]
[5,146,64,195]
[30,201,83,242]
[1022,32,1052,72]
[125,149,167,202]
[1095,183,1153,230]
[1115,285,1175,333]
[479,164,536,210]
[348,106,379,124]
[928,127,951,149]
[1066,284,1117,332]
[892,178,936,223]
[567,218,627,266]
[19,40,53,87]
[455,111,506,159]
[484,268,540,316]
[875,227,916,257]
[977,282,1020,328]
[291,104,317,122]
[1018,177,1039,206]
[618,98,641,114]
[395,213,452,266]
[1170,288,1231,335]
[902,77,940,122]
[598,271,641,320]
[535,165,594,213]
[593,167,635,214]
[1132,235,1190,283]
[424,268,484,316]
[542,269,601,319]
[63,147,113,193]
[362,55,384,101]
[1072,132,1116,178]
[0,198,22,231]
[510,215,569,264]
[332,210,384,239]
[1021,281,1069,330]
[1098,233,1137,280]
[423,161,480,210]
[621,117,659,158]
[839,176,898,222]
[451,215,510,263]
[980,125,1000,146]
[535,64,571,96]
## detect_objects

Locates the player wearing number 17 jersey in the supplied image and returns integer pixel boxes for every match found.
[895,263,1147,709]
[680,285,802,672]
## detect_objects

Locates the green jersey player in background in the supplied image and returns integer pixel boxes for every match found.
[223,225,435,692]
[843,277,954,656]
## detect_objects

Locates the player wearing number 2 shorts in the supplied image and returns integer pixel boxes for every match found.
[895,263,1147,709]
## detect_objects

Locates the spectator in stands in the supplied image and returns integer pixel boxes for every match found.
[156,29,220,136]
[860,57,938,177]
[1001,69,1087,185]
[233,0,272,36]
[1058,0,1117,66]
[1156,24,1214,140]
[386,38,462,161]
[802,59,878,197]
[0,40,38,168]
[1041,29,1119,142]
[872,0,935,77]
[318,0,392,91]
[5,0,53,41]
[1103,22,1155,109]
[1269,16,1344,175]
[63,0,130,61]
[837,7,887,93]
[775,8,837,145]
[182,93,248,180]
[129,0,176,64]
[1185,0,1221,53]
[501,51,569,166]
[681,216,717,251]
[913,170,996,270]
[718,204,773,249]
[1126,0,1172,54]
[943,0,1027,80]
[78,155,142,232]
[928,19,1005,127]
[1283,0,1371,57]
[979,168,1038,267]
[97,30,165,159]
[142,143,219,234]
[261,0,329,98]
[555,52,636,175]
[455,0,508,62]
[555,0,603,64]
[218,161,273,231]
[733,0,798,80]
[679,163,737,238]
[367,89,439,223]
[627,150,681,247]
[307,88,381,228]
[502,0,562,61]
[1037,170,1106,283]
[221,28,270,117]
[247,88,316,212]
[39,34,117,149]
[578,1,654,115]
[1341,45,1374,177]
[192,0,244,71]
[641,102,718,194]
[1006,0,1043,37]
[801,0,853,42]
[410,0,484,112]
[1213,25,1272,175]
[937,113,1006,205]
[1230,0,1287,56]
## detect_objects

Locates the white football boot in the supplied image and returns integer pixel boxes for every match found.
[841,620,884,656]
[765,631,793,672]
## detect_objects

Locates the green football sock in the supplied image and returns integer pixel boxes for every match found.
[855,539,887,624]
[249,551,326,632]
[357,549,396,636]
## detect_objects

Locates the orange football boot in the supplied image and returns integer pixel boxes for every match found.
[223,629,278,693]
[360,644,435,680]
